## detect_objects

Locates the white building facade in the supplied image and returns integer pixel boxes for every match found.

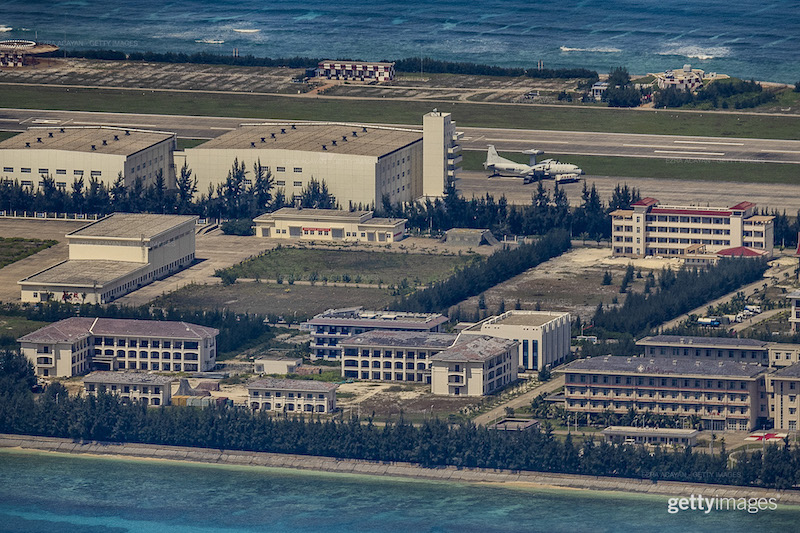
[422,111,462,198]
[611,197,773,258]
[317,60,395,82]
[18,213,196,304]
[458,310,571,371]
[247,378,338,413]
[84,371,173,406]
[0,126,176,189]
[253,208,406,243]
[18,317,219,378]
[430,336,518,396]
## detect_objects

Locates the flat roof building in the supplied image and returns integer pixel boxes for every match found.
[18,317,218,378]
[340,330,458,383]
[430,336,518,396]
[253,208,406,243]
[637,335,770,365]
[254,357,303,375]
[767,364,800,431]
[611,197,773,258]
[561,356,768,431]
[305,307,449,360]
[318,60,395,82]
[18,213,196,304]
[601,426,699,447]
[247,378,338,414]
[459,310,571,371]
[180,113,460,208]
[0,126,177,189]
[84,371,173,406]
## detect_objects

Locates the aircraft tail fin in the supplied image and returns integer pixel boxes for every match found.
[485,145,500,168]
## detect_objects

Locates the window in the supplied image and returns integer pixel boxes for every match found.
[277,167,286,172]
[38,168,48,174]
[90,170,101,177]
[74,170,84,176]
[2,167,11,172]
[21,168,31,173]
[293,167,302,173]
[276,180,286,186]
[293,181,302,187]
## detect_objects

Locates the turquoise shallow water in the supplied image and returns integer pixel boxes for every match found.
[2,450,800,533]
[1,0,799,82]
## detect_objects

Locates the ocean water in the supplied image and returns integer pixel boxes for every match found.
[2,450,800,533]
[1,0,799,83]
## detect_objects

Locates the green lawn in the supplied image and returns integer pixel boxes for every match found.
[176,138,209,150]
[0,131,18,142]
[2,84,800,139]
[221,247,477,286]
[153,282,396,319]
[0,237,58,269]
[0,315,50,348]
[460,149,800,184]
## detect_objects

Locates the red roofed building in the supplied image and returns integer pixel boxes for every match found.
[611,197,773,258]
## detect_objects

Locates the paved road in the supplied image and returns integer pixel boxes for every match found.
[473,374,564,426]
[3,108,800,164]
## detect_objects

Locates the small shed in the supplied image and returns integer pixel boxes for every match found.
[444,228,499,247]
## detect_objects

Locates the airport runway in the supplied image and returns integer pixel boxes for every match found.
[2,108,800,164]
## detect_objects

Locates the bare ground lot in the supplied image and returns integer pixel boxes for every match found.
[153,282,396,319]
[335,382,477,423]
[451,246,681,322]
[457,171,800,213]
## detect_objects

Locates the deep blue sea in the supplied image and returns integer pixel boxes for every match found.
[1,0,799,83]
[2,450,800,533]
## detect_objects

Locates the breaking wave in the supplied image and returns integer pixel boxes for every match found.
[560,46,621,53]
[658,45,731,60]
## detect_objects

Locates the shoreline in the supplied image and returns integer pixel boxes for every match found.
[3,433,800,505]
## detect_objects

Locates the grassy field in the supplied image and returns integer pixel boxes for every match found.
[222,247,478,286]
[0,131,19,142]
[0,237,58,269]
[2,84,800,139]
[153,282,396,319]
[0,315,50,348]
[461,149,800,184]
[176,138,209,150]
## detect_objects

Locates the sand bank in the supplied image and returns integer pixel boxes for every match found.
[2,433,799,504]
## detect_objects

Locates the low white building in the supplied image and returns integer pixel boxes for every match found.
[305,307,449,360]
[340,330,458,383]
[656,64,704,92]
[458,310,571,371]
[18,317,219,378]
[430,336,518,396]
[787,291,800,334]
[253,208,406,243]
[254,357,302,375]
[18,212,196,304]
[247,378,338,413]
[0,126,176,189]
[84,371,173,406]
[317,60,395,82]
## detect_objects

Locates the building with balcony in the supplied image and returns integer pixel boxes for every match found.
[0,125,176,189]
[422,111,462,197]
[317,60,395,82]
[83,371,173,406]
[18,212,196,305]
[458,310,571,371]
[637,335,770,365]
[561,356,768,431]
[340,330,458,383]
[253,208,406,243]
[787,290,800,333]
[247,378,338,413]
[430,336,518,396]
[611,197,773,258]
[767,365,800,431]
[18,317,218,378]
[305,307,449,360]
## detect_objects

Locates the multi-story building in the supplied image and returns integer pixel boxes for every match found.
[787,290,800,333]
[430,336,518,396]
[422,111,462,197]
[18,317,219,378]
[18,212,196,304]
[247,378,338,413]
[340,330,458,383]
[561,356,768,431]
[0,126,177,189]
[611,197,773,258]
[83,371,173,406]
[767,365,800,430]
[305,307,449,360]
[458,310,571,371]
[253,208,406,243]
[317,60,395,82]
[655,65,705,92]
[637,335,770,365]
[768,342,800,368]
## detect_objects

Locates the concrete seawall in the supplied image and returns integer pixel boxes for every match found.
[2,433,799,504]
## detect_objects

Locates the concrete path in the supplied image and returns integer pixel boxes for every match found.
[473,374,564,426]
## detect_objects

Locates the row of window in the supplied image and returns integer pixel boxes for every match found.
[251,402,327,412]
[567,400,749,415]
[567,373,751,389]
[250,391,327,399]
[2,167,101,177]
[95,338,200,349]
[342,349,431,359]
[345,360,428,370]
[118,361,198,371]
[646,215,731,224]
[344,370,430,383]
[97,350,199,360]
[568,387,749,401]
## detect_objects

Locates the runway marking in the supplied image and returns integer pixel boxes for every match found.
[208,127,235,131]
[73,121,161,128]
[760,149,800,154]
[673,140,744,146]
[484,138,568,144]
[654,150,725,156]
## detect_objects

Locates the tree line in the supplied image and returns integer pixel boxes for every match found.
[392,229,571,313]
[593,258,769,336]
[654,78,776,109]
[1,350,799,489]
